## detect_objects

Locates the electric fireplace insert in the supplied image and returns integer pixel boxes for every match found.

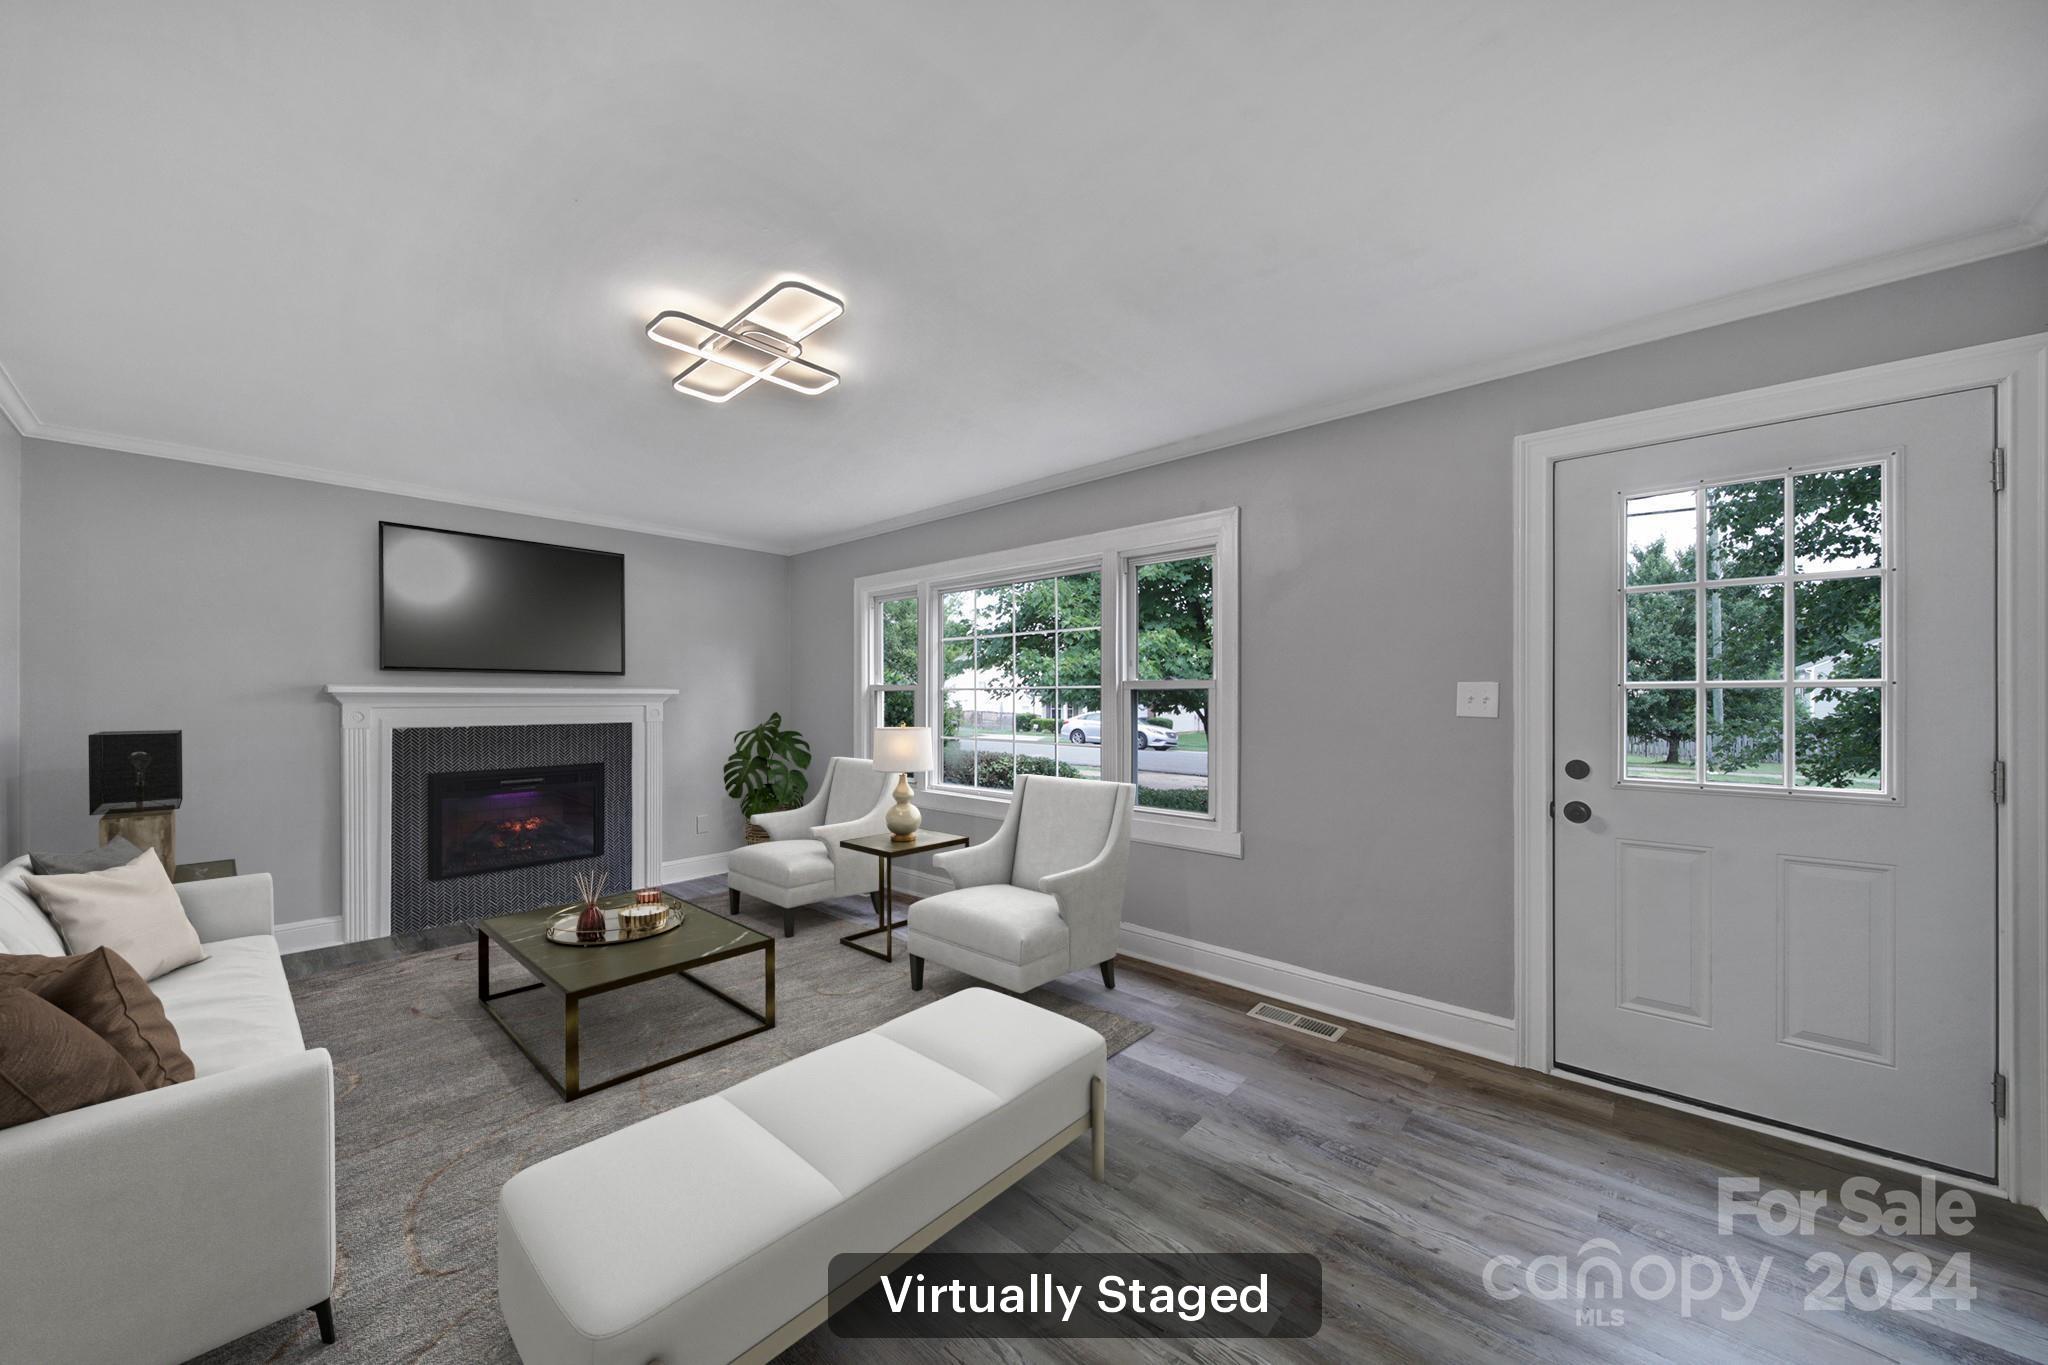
[427,763,604,880]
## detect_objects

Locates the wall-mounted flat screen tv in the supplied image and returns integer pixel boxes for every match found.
[379,522,625,674]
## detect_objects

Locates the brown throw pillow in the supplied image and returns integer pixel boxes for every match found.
[0,949,195,1087]
[0,986,147,1130]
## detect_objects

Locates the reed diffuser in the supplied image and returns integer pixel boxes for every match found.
[573,870,610,941]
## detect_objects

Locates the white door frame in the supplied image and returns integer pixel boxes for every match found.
[1513,332,2048,1211]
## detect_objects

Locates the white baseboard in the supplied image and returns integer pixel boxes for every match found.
[888,866,1519,1065]
[660,851,731,885]
[1116,922,1519,1064]
[275,915,345,954]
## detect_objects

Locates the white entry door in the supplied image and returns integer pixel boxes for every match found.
[1551,389,1999,1178]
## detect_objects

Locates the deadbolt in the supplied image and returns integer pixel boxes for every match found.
[1564,759,1591,780]
[1562,801,1593,824]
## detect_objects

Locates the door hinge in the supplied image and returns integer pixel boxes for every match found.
[1993,1072,2008,1120]
[1993,760,2007,804]
[1991,447,2006,492]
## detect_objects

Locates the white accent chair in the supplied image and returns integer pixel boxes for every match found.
[724,756,894,937]
[908,775,1134,993]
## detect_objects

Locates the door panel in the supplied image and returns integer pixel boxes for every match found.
[1551,389,1997,1177]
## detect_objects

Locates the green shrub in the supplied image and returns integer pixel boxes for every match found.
[942,750,1083,789]
[1017,715,1057,734]
[1137,787,1209,813]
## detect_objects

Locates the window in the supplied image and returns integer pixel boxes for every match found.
[1620,460,1888,795]
[855,510,1240,855]
[868,594,918,728]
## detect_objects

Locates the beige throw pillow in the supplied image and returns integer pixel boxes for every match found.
[21,850,206,981]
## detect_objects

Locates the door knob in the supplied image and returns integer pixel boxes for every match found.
[1564,759,1591,780]
[1562,801,1593,824]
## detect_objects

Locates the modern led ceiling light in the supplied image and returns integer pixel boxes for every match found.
[646,281,843,403]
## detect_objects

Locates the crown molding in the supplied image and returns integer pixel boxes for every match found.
[18,418,786,554]
[0,357,38,438]
[784,215,2048,554]
[5,215,2044,557]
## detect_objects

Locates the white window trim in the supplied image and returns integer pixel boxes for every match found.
[854,508,1241,857]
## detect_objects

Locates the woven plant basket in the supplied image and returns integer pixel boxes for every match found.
[743,822,771,844]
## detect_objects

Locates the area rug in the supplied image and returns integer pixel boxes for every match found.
[194,889,1150,1363]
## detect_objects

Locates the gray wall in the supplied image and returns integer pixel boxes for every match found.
[0,415,20,855]
[17,442,790,927]
[786,244,2048,1018]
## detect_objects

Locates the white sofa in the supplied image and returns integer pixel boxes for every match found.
[497,987,1107,1365]
[0,857,336,1365]
[909,775,1135,994]
[724,755,894,936]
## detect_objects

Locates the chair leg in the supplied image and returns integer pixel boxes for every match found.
[727,887,740,915]
[312,1299,336,1345]
[870,889,884,916]
[783,906,795,939]
[910,954,924,991]
[1099,959,1116,989]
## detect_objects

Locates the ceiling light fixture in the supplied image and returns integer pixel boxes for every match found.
[645,281,843,403]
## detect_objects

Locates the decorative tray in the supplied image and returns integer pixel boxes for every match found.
[544,904,684,947]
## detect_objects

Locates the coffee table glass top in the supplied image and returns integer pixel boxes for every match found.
[478,890,769,996]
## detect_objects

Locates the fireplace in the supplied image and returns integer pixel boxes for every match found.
[427,763,605,880]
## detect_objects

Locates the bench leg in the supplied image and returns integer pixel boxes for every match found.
[1099,959,1116,989]
[870,889,884,916]
[783,906,795,939]
[312,1299,336,1345]
[909,954,924,991]
[1090,1075,1106,1182]
[728,887,740,915]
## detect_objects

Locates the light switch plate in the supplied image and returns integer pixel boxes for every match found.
[1456,681,1498,718]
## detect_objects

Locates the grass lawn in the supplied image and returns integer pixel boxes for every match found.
[1624,756,1878,790]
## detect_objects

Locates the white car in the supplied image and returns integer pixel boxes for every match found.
[1062,711,1179,749]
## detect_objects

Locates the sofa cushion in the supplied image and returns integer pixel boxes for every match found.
[0,948,195,1088]
[0,857,68,957]
[0,986,146,1130]
[909,883,1067,965]
[23,851,206,981]
[727,838,833,891]
[147,936,304,1077]
[28,837,146,877]
[1010,777,1123,891]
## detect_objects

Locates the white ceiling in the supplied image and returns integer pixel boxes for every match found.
[3,1,2045,553]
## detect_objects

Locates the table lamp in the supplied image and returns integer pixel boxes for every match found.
[870,725,938,842]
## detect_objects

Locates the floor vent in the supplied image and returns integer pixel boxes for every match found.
[1247,1001,1346,1042]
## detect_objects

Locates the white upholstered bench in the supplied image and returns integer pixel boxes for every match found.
[496,987,1108,1364]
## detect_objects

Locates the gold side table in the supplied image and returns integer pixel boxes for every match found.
[837,829,967,962]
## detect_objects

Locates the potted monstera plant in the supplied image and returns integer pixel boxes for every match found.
[722,713,812,843]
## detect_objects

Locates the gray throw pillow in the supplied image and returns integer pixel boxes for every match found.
[28,838,146,877]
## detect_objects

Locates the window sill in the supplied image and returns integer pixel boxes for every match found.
[916,786,1244,858]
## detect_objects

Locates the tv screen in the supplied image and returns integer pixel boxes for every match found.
[379,523,625,674]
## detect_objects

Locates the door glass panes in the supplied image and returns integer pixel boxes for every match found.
[1619,462,1887,794]
[1795,686,1883,790]
[1625,491,1696,585]
[1132,690,1209,813]
[1794,468,1883,572]
[1794,577,1881,680]
[1704,688,1784,786]
[1626,591,1694,682]
[1626,689,1697,782]
[938,571,1102,791]
[1705,585,1782,680]
[1705,479,1785,579]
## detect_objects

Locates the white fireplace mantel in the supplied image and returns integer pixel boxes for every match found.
[326,685,677,943]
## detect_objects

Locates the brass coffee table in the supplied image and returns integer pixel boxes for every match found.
[476,891,774,1101]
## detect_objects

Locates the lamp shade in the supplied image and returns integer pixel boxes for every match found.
[870,726,936,774]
